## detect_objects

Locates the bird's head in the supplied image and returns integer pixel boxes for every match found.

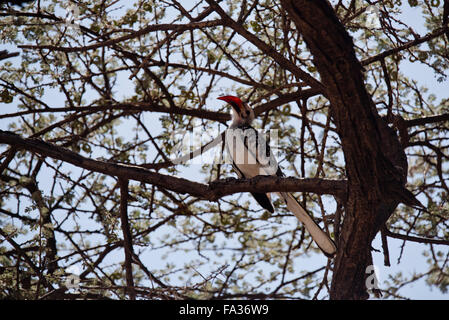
[218,95,254,127]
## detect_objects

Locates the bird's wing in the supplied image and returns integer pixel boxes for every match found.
[226,127,336,257]
[226,126,279,177]
[231,159,274,212]
[226,127,276,212]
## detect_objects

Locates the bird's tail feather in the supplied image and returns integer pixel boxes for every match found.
[279,192,337,258]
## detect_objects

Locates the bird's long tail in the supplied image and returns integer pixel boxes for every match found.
[279,192,337,258]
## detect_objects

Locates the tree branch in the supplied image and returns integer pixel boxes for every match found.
[0,129,346,200]
[361,26,449,66]
[18,20,224,53]
[118,178,136,300]
[0,228,54,291]
[405,113,449,127]
[385,229,449,246]
[0,50,19,61]
[0,89,320,124]
[204,0,324,93]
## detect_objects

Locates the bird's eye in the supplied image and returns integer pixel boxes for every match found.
[246,110,250,115]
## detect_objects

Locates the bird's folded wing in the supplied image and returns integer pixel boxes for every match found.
[225,127,279,177]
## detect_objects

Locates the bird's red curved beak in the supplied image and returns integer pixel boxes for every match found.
[217,95,243,112]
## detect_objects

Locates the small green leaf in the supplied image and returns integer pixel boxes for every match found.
[261,211,271,220]
[143,2,153,12]
[0,89,13,103]
[250,21,262,33]
[207,50,217,64]
[418,51,429,60]
[81,143,92,153]
[307,65,317,73]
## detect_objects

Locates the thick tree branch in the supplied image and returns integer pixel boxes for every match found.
[0,50,19,61]
[0,101,230,123]
[0,130,346,200]
[0,90,320,124]
[405,113,449,127]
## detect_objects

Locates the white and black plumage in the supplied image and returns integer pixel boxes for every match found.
[219,95,337,258]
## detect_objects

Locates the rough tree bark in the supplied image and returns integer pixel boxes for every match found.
[280,0,421,300]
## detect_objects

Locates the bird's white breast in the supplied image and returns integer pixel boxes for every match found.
[225,127,279,178]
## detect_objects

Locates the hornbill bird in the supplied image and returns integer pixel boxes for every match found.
[218,95,337,258]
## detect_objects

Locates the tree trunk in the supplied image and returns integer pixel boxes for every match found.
[280,0,415,299]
